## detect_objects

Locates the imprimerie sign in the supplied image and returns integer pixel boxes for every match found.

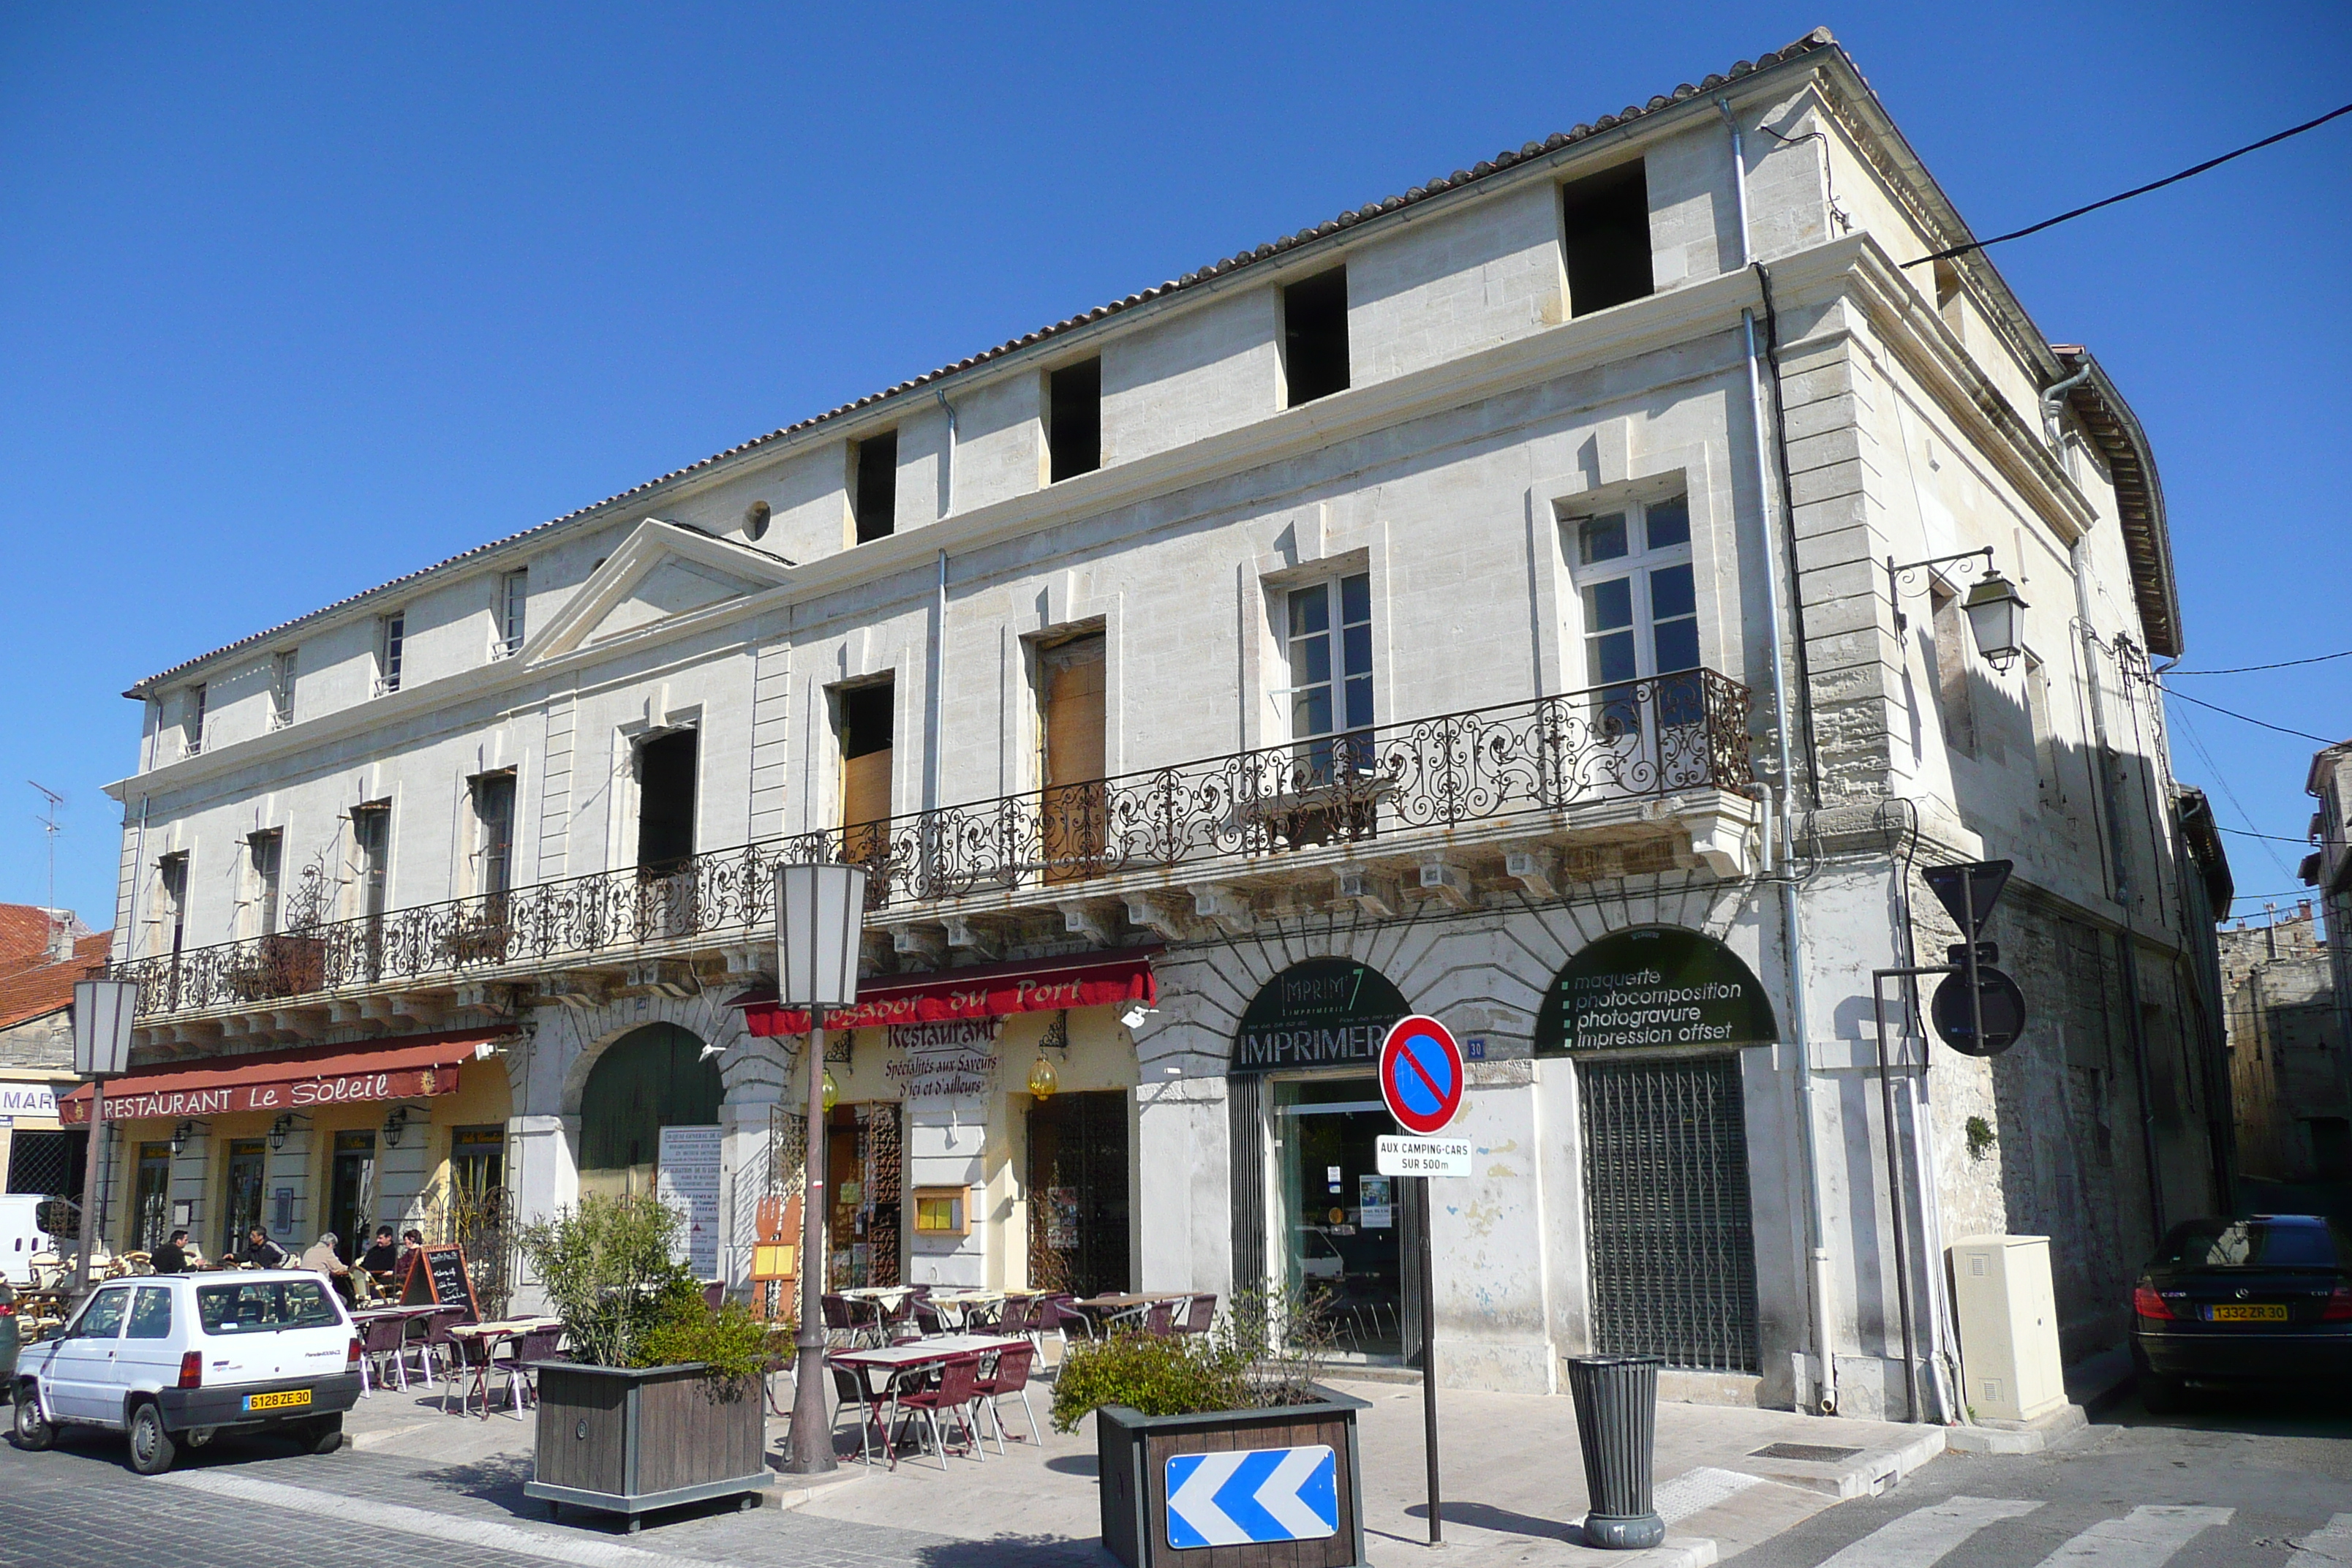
[1230,958,1411,1075]
[1534,927,1778,1055]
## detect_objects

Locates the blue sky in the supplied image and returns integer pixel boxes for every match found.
[4,2,2346,929]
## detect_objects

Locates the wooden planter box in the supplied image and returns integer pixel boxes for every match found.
[1096,1387,1369,1568]
[523,1361,769,1529]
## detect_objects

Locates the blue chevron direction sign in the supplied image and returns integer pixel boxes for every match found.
[1165,1444,1339,1548]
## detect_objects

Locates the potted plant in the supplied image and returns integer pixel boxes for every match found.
[1053,1289,1368,1568]
[515,1194,780,1532]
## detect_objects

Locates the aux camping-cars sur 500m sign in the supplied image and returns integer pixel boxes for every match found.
[1533,927,1779,1055]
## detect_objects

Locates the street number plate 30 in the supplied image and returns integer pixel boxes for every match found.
[243,1388,312,1411]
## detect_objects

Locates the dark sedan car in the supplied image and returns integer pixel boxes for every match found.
[2132,1214,2352,1409]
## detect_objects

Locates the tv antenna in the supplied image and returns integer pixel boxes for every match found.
[29,780,62,916]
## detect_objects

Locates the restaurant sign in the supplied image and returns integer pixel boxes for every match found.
[61,1064,459,1125]
[1230,959,1411,1075]
[886,1019,1000,1100]
[1534,927,1777,1055]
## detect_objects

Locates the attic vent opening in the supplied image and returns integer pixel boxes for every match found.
[744,499,772,541]
[853,430,897,543]
[1048,358,1102,483]
[1561,160,1654,317]
[1282,266,1350,407]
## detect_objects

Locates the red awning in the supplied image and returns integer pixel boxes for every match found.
[734,948,1158,1038]
[59,1028,510,1125]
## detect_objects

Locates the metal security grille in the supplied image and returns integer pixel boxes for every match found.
[1580,1055,1760,1373]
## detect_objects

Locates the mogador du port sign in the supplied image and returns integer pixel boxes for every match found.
[1533,927,1778,1055]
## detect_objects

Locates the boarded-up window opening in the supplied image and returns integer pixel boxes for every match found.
[1040,633,1107,883]
[1561,161,1654,317]
[1283,267,1350,406]
[838,682,894,865]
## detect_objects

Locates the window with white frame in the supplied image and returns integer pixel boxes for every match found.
[247,829,283,937]
[1284,572,1373,774]
[1569,495,1697,689]
[497,570,527,657]
[376,611,406,696]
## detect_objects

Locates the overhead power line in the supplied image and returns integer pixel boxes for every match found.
[1907,100,2352,268]
[2161,686,2340,745]
[2216,826,2316,845]
[2168,648,2352,676]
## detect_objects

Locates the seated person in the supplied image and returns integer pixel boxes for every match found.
[300,1231,353,1301]
[241,1227,288,1269]
[359,1225,399,1276]
[150,1229,190,1274]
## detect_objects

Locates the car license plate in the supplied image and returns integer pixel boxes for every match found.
[242,1388,312,1411]
[2206,1304,2288,1322]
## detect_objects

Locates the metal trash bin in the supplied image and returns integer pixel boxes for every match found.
[1565,1354,1665,1550]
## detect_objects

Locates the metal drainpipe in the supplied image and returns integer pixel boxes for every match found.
[930,388,957,821]
[1721,96,1839,1414]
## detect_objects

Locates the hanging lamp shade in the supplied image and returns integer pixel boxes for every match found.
[1961,572,2028,674]
[1028,1054,1059,1100]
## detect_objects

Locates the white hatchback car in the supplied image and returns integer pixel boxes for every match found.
[12,1270,362,1474]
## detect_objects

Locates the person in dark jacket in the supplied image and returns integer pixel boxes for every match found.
[150,1230,189,1273]
[240,1227,287,1268]
[359,1226,398,1274]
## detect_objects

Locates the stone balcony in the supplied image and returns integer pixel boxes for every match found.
[115,671,1759,1052]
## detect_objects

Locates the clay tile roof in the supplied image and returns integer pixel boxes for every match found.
[0,930,113,1033]
[0,906,55,973]
[129,29,1842,696]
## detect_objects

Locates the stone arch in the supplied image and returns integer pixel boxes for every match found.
[576,1021,723,1199]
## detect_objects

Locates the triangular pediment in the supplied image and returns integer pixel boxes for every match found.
[525,520,795,662]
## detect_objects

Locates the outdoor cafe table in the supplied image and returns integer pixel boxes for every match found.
[445,1316,562,1419]
[1068,1290,1191,1333]
[828,1334,1027,1468]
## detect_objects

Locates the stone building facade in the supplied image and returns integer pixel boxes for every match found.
[2223,905,2348,1183]
[91,31,2225,1418]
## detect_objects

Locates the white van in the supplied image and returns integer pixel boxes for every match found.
[0,1195,52,1286]
[12,1270,361,1474]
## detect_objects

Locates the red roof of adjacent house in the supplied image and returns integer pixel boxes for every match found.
[0,930,113,1033]
[0,905,59,974]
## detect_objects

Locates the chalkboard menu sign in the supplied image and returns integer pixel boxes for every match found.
[399,1243,480,1320]
[1534,926,1779,1055]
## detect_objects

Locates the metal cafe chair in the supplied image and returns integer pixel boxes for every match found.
[1175,1292,1218,1336]
[971,1343,1039,1452]
[358,1316,410,1394]
[889,1353,988,1472]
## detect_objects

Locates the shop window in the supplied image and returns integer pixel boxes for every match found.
[1039,631,1107,883]
[134,1142,173,1255]
[222,1138,265,1259]
[1273,1079,1401,1355]
[824,1101,901,1290]
[327,1131,376,1267]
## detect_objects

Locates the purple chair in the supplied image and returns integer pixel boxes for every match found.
[1176,1293,1218,1336]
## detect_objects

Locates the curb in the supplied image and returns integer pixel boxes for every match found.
[1739,1425,1948,1500]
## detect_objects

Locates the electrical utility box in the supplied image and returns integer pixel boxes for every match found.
[1949,1235,2067,1422]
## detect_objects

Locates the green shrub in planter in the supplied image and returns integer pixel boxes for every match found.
[1052,1284,1337,1432]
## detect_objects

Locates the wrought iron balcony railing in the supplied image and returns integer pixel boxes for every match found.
[116,669,1750,1020]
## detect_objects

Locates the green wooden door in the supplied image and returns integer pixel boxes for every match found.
[579,1023,723,1197]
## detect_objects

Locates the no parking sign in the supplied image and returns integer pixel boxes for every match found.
[1378,1014,1464,1134]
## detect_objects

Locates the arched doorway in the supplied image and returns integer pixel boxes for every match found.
[1535,927,1774,1374]
[1229,957,1412,1355]
[578,1022,723,1201]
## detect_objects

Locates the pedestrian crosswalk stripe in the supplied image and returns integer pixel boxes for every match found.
[2289,1512,2352,1567]
[1819,1495,2044,1567]
[2033,1504,2235,1567]
[1655,1466,1765,1523]
[160,1470,715,1568]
